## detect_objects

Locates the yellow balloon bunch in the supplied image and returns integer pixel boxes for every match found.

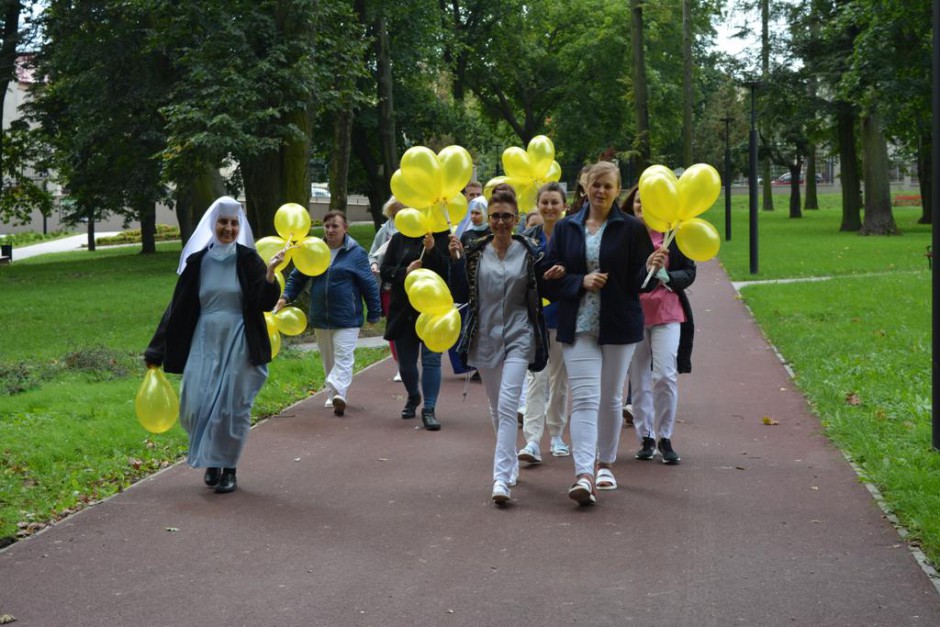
[135,366,179,434]
[637,164,722,286]
[405,269,460,352]
[485,135,562,212]
[390,145,474,233]
[264,306,308,359]
[255,203,331,283]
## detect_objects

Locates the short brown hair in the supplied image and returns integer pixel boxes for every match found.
[323,210,347,224]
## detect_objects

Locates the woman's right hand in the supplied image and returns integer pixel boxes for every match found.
[406,259,423,273]
[543,264,566,280]
[422,232,435,251]
[273,297,286,313]
[582,271,608,292]
[447,235,464,260]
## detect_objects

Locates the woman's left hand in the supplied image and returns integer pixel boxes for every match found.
[543,264,566,280]
[422,233,435,251]
[646,246,667,273]
[447,235,463,260]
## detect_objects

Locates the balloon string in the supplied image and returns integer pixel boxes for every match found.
[641,227,677,289]
[441,203,460,260]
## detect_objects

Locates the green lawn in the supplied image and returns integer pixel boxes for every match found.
[0,225,386,546]
[709,193,938,565]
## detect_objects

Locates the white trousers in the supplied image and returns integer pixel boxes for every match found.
[522,329,568,445]
[478,357,529,485]
[562,335,635,477]
[315,327,360,399]
[628,323,681,443]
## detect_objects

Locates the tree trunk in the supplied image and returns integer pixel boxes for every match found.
[917,134,931,224]
[329,107,353,215]
[376,13,397,201]
[859,112,898,235]
[837,103,862,231]
[139,201,156,254]
[681,0,693,167]
[351,122,385,230]
[759,0,773,211]
[788,162,802,218]
[804,147,819,209]
[0,0,22,193]
[631,0,650,174]
[85,206,96,252]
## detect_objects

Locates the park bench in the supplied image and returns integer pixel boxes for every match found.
[893,194,922,206]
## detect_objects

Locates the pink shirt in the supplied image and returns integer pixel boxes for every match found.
[639,229,686,327]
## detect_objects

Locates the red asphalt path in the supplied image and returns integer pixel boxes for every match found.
[1,261,939,626]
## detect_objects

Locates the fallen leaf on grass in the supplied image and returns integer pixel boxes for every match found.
[0,614,17,624]
[845,392,860,406]
[762,416,779,425]
[165,527,179,533]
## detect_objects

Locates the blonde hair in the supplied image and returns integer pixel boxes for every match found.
[382,196,405,218]
[586,161,621,190]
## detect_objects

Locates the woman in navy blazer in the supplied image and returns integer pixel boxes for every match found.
[540,161,666,505]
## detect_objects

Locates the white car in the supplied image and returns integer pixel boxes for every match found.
[311,186,330,199]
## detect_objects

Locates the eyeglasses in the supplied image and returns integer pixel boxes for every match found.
[489,212,517,222]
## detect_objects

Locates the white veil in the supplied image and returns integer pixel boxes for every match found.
[176,196,255,275]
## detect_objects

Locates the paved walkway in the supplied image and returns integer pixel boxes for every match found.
[2,233,123,261]
[2,261,939,626]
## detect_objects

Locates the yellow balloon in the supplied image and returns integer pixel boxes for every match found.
[438,145,474,197]
[675,218,721,261]
[426,193,468,232]
[401,146,443,200]
[422,309,461,352]
[274,203,311,241]
[638,171,679,225]
[526,135,555,179]
[516,185,538,214]
[390,169,432,209]
[639,165,678,187]
[406,277,454,315]
[274,306,307,336]
[483,176,509,200]
[641,211,672,234]
[502,147,534,179]
[415,311,435,341]
[677,163,721,220]
[292,236,330,276]
[544,160,562,182]
[395,208,430,238]
[255,236,292,273]
[135,367,179,434]
[405,268,445,292]
[265,312,282,358]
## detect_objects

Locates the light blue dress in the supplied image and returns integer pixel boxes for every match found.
[178,253,268,468]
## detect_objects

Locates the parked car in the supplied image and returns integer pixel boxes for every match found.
[311,186,331,199]
[772,172,823,185]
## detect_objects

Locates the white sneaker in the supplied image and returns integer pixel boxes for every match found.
[622,403,634,426]
[393,371,402,382]
[491,480,510,505]
[324,398,333,408]
[517,442,542,464]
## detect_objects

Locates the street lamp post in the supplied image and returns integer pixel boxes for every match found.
[745,81,760,275]
[721,116,733,241]
[932,0,939,450]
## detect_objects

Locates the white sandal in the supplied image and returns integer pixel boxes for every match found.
[596,467,617,490]
[568,476,596,506]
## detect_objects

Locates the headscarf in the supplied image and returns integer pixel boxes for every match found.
[465,196,489,233]
[177,196,255,275]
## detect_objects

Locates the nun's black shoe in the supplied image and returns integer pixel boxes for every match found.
[204,467,221,487]
[215,468,237,493]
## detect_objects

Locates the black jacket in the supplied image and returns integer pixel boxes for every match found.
[145,245,280,373]
[379,230,451,342]
[538,203,655,345]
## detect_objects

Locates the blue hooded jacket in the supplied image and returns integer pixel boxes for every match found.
[283,234,381,329]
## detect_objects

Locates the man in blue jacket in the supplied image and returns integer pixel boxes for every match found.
[278,211,381,416]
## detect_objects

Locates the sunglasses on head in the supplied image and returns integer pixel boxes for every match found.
[489,212,517,222]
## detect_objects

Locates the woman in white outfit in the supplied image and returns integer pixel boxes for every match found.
[539,162,666,505]
[448,188,549,506]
